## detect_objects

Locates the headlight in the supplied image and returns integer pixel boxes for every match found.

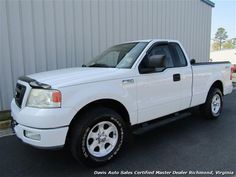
[27,89,61,108]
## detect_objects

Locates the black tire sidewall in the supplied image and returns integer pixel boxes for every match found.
[70,108,126,166]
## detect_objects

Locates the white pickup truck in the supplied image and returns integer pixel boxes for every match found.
[11,39,233,166]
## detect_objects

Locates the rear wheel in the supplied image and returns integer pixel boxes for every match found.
[69,107,128,166]
[200,88,223,119]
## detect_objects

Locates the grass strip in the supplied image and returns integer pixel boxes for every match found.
[0,111,11,122]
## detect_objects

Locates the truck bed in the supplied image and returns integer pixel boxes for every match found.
[191,61,232,107]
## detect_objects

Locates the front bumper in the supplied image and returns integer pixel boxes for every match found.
[11,99,74,148]
[12,119,68,148]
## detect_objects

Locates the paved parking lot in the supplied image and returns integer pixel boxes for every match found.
[0,91,236,177]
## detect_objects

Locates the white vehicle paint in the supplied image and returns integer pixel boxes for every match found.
[11,39,233,149]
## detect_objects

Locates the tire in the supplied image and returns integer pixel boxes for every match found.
[69,107,128,166]
[200,88,223,119]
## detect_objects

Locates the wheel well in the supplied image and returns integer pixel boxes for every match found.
[69,99,131,128]
[210,80,223,94]
[65,99,131,146]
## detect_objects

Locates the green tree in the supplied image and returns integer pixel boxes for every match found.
[212,42,220,51]
[213,27,228,50]
[223,40,234,49]
[223,38,236,49]
[232,38,236,48]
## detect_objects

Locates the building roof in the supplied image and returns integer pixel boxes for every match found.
[201,0,215,7]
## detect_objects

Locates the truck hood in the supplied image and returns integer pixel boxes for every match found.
[28,67,131,88]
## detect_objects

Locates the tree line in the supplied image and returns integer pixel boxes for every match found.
[212,27,236,51]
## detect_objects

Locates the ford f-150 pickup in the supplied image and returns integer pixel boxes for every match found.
[11,39,233,166]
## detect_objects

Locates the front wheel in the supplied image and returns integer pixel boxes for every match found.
[200,88,223,119]
[69,107,128,166]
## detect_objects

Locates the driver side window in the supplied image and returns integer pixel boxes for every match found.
[139,44,174,73]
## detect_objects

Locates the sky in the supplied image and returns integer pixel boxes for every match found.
[211,0,236,39]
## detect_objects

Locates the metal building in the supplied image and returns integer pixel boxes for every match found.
[0,0,214,111]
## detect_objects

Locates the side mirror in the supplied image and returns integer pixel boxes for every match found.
[190,59,196,65]
[147,55,165,68]
[140,55,166,74]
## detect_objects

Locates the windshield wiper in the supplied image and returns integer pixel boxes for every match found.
[88,63,112,68]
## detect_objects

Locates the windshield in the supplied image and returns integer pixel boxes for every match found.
[87,42,148,68]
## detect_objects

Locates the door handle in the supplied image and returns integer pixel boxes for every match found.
[173,74,181,82]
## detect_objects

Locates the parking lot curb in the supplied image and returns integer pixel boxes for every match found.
[0,128,14,138]
[0,120,14,137]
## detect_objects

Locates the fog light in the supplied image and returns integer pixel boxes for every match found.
[24,130,41,141]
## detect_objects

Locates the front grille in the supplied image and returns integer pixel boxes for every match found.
[15,83,26,108]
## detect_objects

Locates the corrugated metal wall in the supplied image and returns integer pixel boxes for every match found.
[0,0,212,111]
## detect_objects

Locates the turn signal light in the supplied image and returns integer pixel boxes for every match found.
[52,91,61,103]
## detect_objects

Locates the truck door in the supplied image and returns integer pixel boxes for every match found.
[136,42,184,123]
[168,42,192,110]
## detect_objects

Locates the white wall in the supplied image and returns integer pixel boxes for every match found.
[0,0,213,110]
[210,49,236,64]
